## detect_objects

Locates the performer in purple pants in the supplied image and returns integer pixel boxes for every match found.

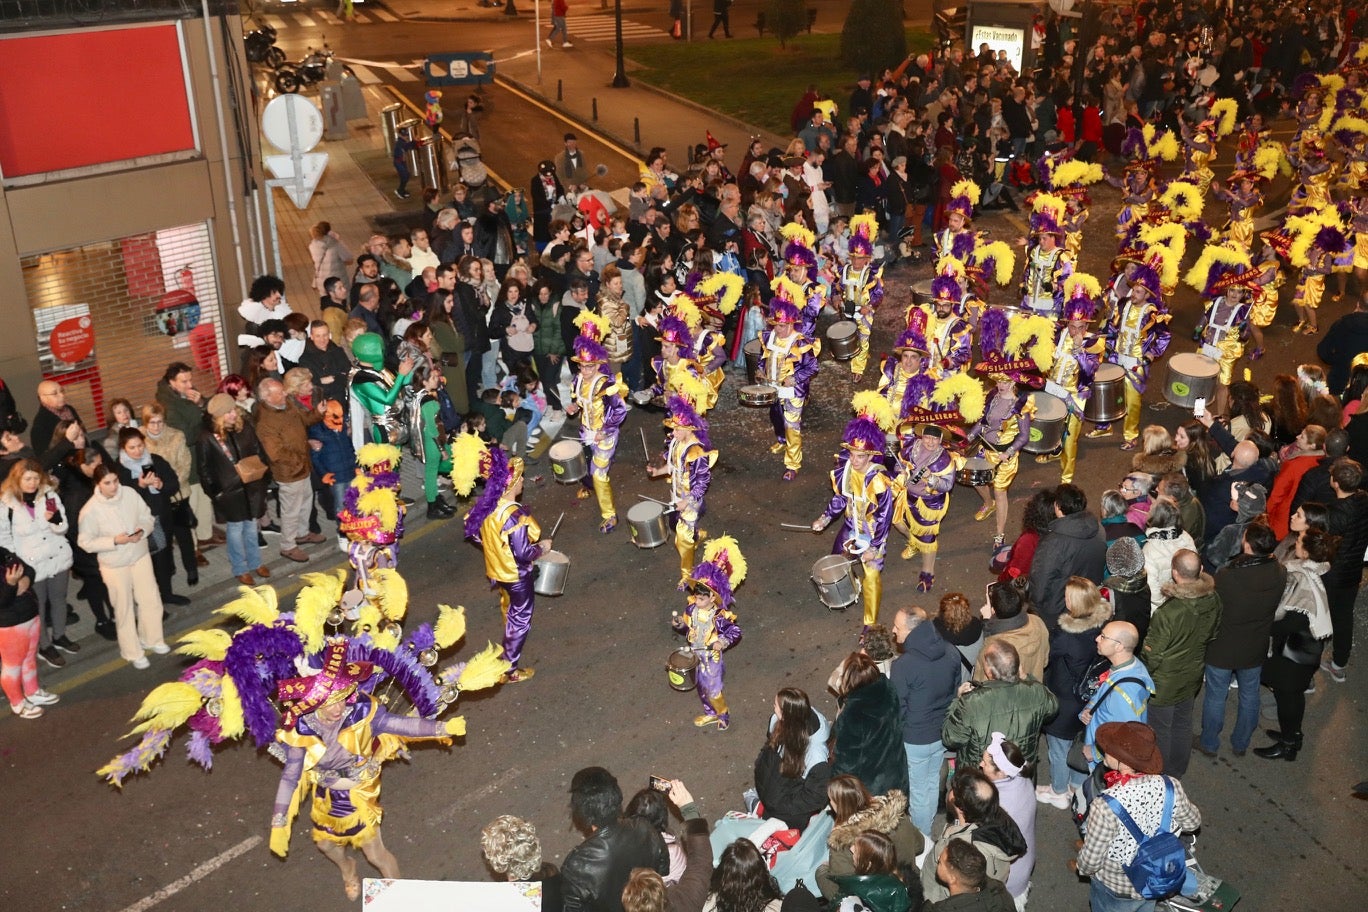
[671,536,747,731]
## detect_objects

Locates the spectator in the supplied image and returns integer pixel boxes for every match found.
[156,363,218,549]
[1157,473,1205,550]
[1292,428,1347,512]
[828,830,915,912]
[1193,412,1276,533]
[815,774,924,901]
[891,606,961,837]
[480,816,563,909]
[1141,499,1196,610]
[1102,538,1152,647]
[1143,549,1222,779]
[253,379,325,563]
[1028,484,1107,630]
[1322,458,1368,683]
[754,686,832,833]
[1198,521,1284,759]
[973,577,1048,683]
[943,640,1058,772]
[978,734,1034,907]
[199,394,270,587]
[237,274,291,348]
[350,283,384,336]
[700,839,781,912]
[935,592,984,685]
[830,652,909,798]
[0,540,58,718]
[101,398,139,461]
[1202,481,1267,572]
[1079,621,1153,777]
[926,839,1015,910]
[298,319,353,408]
[30,380,82,463]
[1099,489,1145,544]
[920,769,1026,905]
[112,429,189,607]
[561,766,670,912]
[993,490,1054,581]
[1075,722,1201,911]
[308,221,353,296]
[1040,577,1110,810]
[1267,424,1326,538]
[1316,291,1368,395]
[0,459,75,669]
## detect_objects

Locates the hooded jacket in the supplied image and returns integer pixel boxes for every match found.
[1325,490,1368,590]
[1202,482,1266,572]
[890,620,962,745]
[1029,509,1108,629]
[832,676,910,798]
[1208,554,1284,669]
[1043,597,1110,740]
[816,791,925,900]
[921,814,1027,905]
[1143,526,1197,610]
[1144,572,1222,705]
[941,677,1058,770]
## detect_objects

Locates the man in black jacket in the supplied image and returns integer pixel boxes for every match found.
[298,320,353,408]
[1028,484,1107,630]
[1317,292,1368,395]
[1323,458,1368,683]
[30,380,82,462]
[562,767,669,912]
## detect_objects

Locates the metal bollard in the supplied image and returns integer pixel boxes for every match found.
[592,98,598,121]
[634,117,640,145]
[557,79,563,102]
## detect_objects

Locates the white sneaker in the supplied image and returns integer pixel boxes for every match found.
[562,41,573,47]
[545,37,552,47]
[131,656,151,670]
[27,689,60,706]
[149,643,171,655]
[12,701,43,719]
[1035,784,1071,808]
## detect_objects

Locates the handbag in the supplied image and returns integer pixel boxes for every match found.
[170,497,197,530]
[235,454,269,485]
[148,516,168,554]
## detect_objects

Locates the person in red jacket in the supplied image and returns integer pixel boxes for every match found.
[547,0,570,47]
[1267,424,1327,538]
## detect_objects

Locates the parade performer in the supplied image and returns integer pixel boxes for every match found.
[1288,129,1337,216]
[964,238,1016,321]
[893,421,956,593]
[1234,113,1270,172]
[1290,80,1329,159]
[838,213,884,376]
[1286,209,1351,337]
[1185,243,1259,415]
[1249,231,1290,358]
[670,536,746,730]
[650,307,715,413]
[348,333,415,449]
[935,181,979,263]
[1036,274,1104,484]
[777,222,826,338]
[1112,126,1177,240]
[879,319,936,422]
[1332,114,1368,194]
[98,573,508,901]
[1180,99,1236,196]
[924,262,974,379]
[567,314,627,533]
[1154,181,1206,253]
[1212,146,1278,250]
[812,393,897,627]
[1051,159,1103,261]
[687,272,743,397]
[761,298,820,481]
[1347,189,1368,291]
[1095,254,1171,449]
[967,309,1053,549]
[648,385,718,590]
[338,443,406,593]
[453,436,548,685]
[1019,194,1072,319]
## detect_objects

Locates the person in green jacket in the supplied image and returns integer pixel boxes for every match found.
[416,370,454,520]
[426,288,469,415]
[1143,547,1222,779]
[530,280,566,413]
[831,830,914,912]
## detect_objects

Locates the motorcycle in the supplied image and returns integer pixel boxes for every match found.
[273,46,352,95]
[242,23,285,69]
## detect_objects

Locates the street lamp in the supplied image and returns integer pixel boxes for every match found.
[612,0,629,87]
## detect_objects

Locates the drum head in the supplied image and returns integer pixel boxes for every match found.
[1030,391,1068,420]
[549,440,583,459]
[744,339,763,356]
[1170,352,1219,377]
[539,549,569,565]
[1095,363,1124,382]
[627,501,664,521]
[827,320,857,340]
[812,554,852,583]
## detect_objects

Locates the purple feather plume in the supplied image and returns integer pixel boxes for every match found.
[1291,72,1319,98]
[407,623,436,653]
[980,308,1009,358]
[101,729,174,787]
[903,372,936,415]
[1315,225,1350,254]
[186,730,215,770]
[346,638,442,717]
[465,446,512,539]
[225,623,304,747]
[691,562,735,608]
[951,232,975,260]
[931,274,963,302]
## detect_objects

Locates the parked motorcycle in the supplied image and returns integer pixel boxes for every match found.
[243,23,285,69]
[273,45,353,94]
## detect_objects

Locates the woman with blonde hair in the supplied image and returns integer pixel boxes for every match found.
[1039,577,1110,809]
[141,402,204,580]
[1,459,75,666]
[1130,423,1185,478]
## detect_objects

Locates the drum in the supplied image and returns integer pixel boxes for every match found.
[743,338,763,385]
[1086,363,1127,423]
[533,550,570,596]
[627,501,670,549]
[826,320,859,360]
[548,440,587,484]
[956,454,995,487]
[667,648,698,692]
[738,384,778,407]
[811,554,861,610]
[1164,352,1219,408]
[1024,392,1068,454]
[912,279,935,306]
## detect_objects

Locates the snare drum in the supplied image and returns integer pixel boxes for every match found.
[1164,352,1219,408]
[738,384,778,407]
[548,440,588,484]
[1086,363,1127,423]
[956,454,996,487]
[667,648,699,692]
[811,554,861,610]
[627,501,670,549]
[533,550,570,596]
[743,338,763,385]
[1024,392,1068,454]
[912,279,935,307]
[826,320,859,360]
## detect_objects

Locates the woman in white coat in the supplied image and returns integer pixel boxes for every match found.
[77,465,166,668]
[1142,498,1196,612]
[0,459,75,664]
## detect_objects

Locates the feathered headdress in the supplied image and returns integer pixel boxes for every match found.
[1159,182,1203,223]
[657,312,694,348]
[893,310,930,354]
[931,271,964,307]
[689,535,747,608]
[356,443,402,475]
[664,393,711,448]
[929,371,986,424]
[780,222,818,280]
[1030,193,1067,236]
[1004,312,1056,375]
[1050,160,1103,200]
[947,180,981,218]
[1184,243,1257,296]
[770,274,807,308]
[849,213,879,257]
[767,298,802,325]
[843,390,895,455]
[573,309,610,343]
[695,272,744,317]
[1209,98,1238,138]
[1062,272,1101,322]
[1147,126,1181,162]
[971,240,1016,287]
[1137,222,1186,291]
[1331,114,1368,152]
[670,294,703,330]
[1286,210,1350,268]
[462,445,523,539]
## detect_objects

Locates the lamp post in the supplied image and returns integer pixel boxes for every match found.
[611,0,629,87]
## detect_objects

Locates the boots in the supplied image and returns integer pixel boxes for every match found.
[1253,731,1302,761]
[426,498,456,519]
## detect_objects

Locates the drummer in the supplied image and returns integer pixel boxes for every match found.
[761,299,820,482]
[966,308,1050,551]
[452,440,547,685]
[1091,253,1171,450]
[687,273,743,399]
[648,390,718,590]
[1036,275,1104,485]
[670,536,746,731]
[777,221,827,338]
[878,322,936,422]
[893,422,957,593]
[811,394,897,629]
[1212,169,1265,251]
[1247,232,1290,361]
[1019,194,1072,319]
[1108,160,1158,244]
[934,181,979,263]
[837,213,883,377]
[650,311,715,414]
[567,325,627,534]
[1186,243,1260,416]
[922,265,974,380]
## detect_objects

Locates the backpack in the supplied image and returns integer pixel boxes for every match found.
[1101,777,1187,899]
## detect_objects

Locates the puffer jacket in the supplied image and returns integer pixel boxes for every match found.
[0,547,38,628]
[891,620,962,744]
[1029,509,1108,629]
[0,487,73,581]
[1144,572,1223,705]
[77,484,156,569]
[941,678,1058,770]
[1043,598,1109,739]
[832,676,909,798]
[1208,554,1284,669]
[1143,527,1197,611]
[817,791,924,900]
[1325,490,1368,590]
[755,709,832,832]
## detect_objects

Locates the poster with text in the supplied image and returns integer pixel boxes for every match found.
[970,25,1026,75]
[360,878,541,910]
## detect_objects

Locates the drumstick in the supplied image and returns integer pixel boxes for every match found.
[637,493,673,508]
[640,428,651,464]
[549,511,565,538]
[779,522,819,532]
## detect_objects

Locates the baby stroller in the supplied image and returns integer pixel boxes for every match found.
[451,137,488,191]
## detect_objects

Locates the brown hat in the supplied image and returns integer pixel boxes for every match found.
[1095,721,1163,774]
[206,393,237,418]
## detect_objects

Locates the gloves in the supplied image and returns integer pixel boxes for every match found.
[322,472,336,484]
[444,716,467,737]
[270,825,291,857]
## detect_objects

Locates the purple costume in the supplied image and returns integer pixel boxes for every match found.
[674,594,742,724]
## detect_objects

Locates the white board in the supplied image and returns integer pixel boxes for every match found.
[970,24,1026,75]
[360,878,542,910]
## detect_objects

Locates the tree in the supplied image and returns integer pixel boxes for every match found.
[840,0,906,73]
[767,0,805,49]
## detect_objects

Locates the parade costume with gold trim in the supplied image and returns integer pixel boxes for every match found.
[1113,126,1177,240]
[1101,258,1171,444]
[651,312,715,413]
[935,181,980,264]
[1185,244,1258,385]
[655,391,717,588]
[839,214,884,376]
[1038,276,1104,484]
[1250,233,1288,331]
[779,223,827,338]
[1051,160,1103,260]
[1285,209,1350,332]
[1181,100,1236,196]
[1020,194,1073,318]
[338,444,406,591]
[922,267,973,379]
[894,423,956,592]
[879,322,936,422]
[761,300,820,480]
[671,537,746,730]
[570,314,628,532]
[680,274,742,399]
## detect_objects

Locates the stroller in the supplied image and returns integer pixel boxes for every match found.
[451,137,488,191]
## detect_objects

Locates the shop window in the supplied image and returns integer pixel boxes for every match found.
[21,222,228,432]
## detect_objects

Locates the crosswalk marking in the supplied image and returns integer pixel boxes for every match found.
[347,62,381,84]
[264,15,288,29]
[561,16,670,41]
[317,9,342,25]
[370,7,399,21]
[291,11,315,27]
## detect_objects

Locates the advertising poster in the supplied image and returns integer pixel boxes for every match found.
[970,24,1026,74]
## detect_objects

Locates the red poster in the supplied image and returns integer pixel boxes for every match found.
[49,317,95,365]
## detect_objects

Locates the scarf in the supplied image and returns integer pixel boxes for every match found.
[1277,559,1334,640]
[984,611,1028,637]
[118,450,160,494]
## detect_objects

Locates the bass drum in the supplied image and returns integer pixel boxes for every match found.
[1164,352,1219,408]
[1024,392,1068,454]
[743,338,763,385]
[826,320,859,360]
[1086,363,1127,423]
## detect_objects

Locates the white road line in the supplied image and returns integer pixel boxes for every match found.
[348,62,381,84]
[371,7,399,21]
[390,65,420,83]
[264,15,288,28]
[318,9,342,24]
[291,11,316,27]
[116,836,263,912]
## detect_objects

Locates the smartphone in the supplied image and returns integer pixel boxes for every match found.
[986,579,1007,606]
[649,775,671,792]
[143,465,155,477]
[1193,397,1206,418]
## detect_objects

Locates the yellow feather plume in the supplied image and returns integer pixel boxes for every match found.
[353,603,401,651]
[175,628,232,661]
[1064,272,1102,301]
[852,390,896,433]
[949,180,982,207]
[449,432,489,497]
[850,212,880,243]
[126,682,204,736]
[935,256,968,280]
[1285,211,1344,269]
[1159,181,1203,222]
[1138,222,1187,289]
[357,488,400,533]
[671,295,703,329]
[356,443,402,469]
[573,309,610,340]
[1252,144,1282,181]
[698,272,744,315]
[779,221,816,249]
[369,568,409,621]
[1032,192,1067,220]
[215,585,280,626]
[1142,123,1156,145]
[1319,74,1345,95]
[770,274,807,303]
[1005,314,1057,373]
[348,474,373,497]
[1183,243,1253,291]
[974,241,1016,286]
[1210,98,1238,138]
[1358,43,1368,62]
[672,370,712,412]
[702,534,748,587]
[219,675,245,740]
[930,371,986,424]
[1330,114,1368,143]
[457,642,512,692]
[1149,129,1180,162]
[292,585,334,654]
[434,604,467,649]
[300,570,346,604]
[1051,160,1103,188]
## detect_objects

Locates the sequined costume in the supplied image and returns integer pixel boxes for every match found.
[474,498,542,673]
[1213,183,1263,250]
[1043,324,1103,484]
[894,435,955,559]
[1020,243,1071,318]
[650,353,713,410]
[839,261,883,376]
[821,455,894,626]
[672,536,747,730]
[1199,293,1251,384]
[691,326,729,397]
[658,407,717,587]
[572,368,627,527]
[1103,287,1171,443]
[761,305,820,477]
[966,390,1034,491]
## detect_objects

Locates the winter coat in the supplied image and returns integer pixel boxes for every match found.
[143,426,193,489]
[755,709,832,832]
[1316,308,1368,393]
[891,621,963,744]
[253,401,320,484]
[941,678,1058,770]
[560,817,670,912]
[307,422,357,484]
[77,484,156,569]
[1132,448,1185,480]
[832,676,909,798]
[1144,573,1222,705]
[1043,599,1109,739]
[198,426,271,524]
[1208,554,1284,669]
[996,528,1040,582]
[830,873,910,912]
[1029,510,1107,629]
[1173,490,1206,548]
[155,380,207,483]
[114,453,180,531]
[817,791,924,900]
[935,616,984,686]
[1143,527,1197,611]
[0,488,72,582]
[920,816,1026,905]
[1103,571,1152,647]
[917,878,1015,911]
[1325,491,1368,590]
[1266,454,1322,539]
[0,547,38,628]
[973,613,1049,684]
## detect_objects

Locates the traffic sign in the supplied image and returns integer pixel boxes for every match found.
[264,152,329,208]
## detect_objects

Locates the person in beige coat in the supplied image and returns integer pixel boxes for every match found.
[141,402,207,580]
[77,466,166,668]
[973,578,1049,684]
